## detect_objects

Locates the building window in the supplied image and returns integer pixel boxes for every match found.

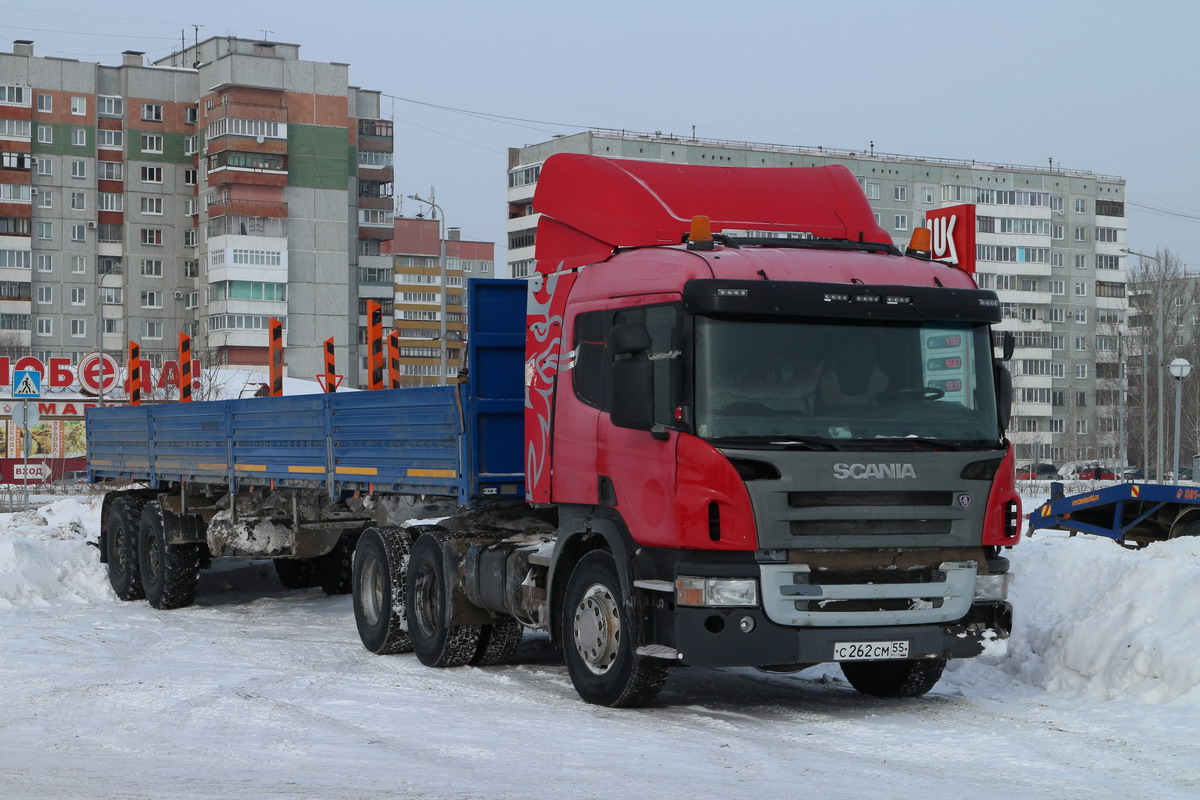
[71,191,86,210]
[71,256,86,273]
[1050,280,1064,295]
[894,215,908,231]
[36,93,51,112]
[36,222,51,240]
[141,259,163,277]
[184,106,197,125]
[99,192,122,212]
[141,103,163,122]
[140,290,163,308]
[140,197,163,215]
[922,188,933,204]
[141,166,163,183]
[184,168,197,185]
[37,125,52,144]
[71,319,86,338]
[36,254,52,272]
[97,95,123,117]
[1074,254,1087,269]
[143,321,163,339]
[35,286,51,304]
[98,129,123,149]
[865,182,880,199]
[184,229,197,247]
[1075,336,1087,352]
[70,287,86,306]
[141,228,163,246]
[71,160,86,179]
[71,224,86,242]
[100,287,122,304]
[1076,419,1088,434]
[894,185,907,202]
[71,96,85,116]
[36,318,51,336]
[141,135,164,154]
[1076,308,1087,324]
[1073,226,1087,242]
[35,157,51,177]
[1075,199,1087,214]
[98,160,122,180]
[72,128,87,147]
[1096,227,1120,243]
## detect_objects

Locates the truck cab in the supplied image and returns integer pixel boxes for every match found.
[526,154,1019,704]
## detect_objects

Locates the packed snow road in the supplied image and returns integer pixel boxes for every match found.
[0,497,1198,799]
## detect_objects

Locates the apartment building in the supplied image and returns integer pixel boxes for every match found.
[379,217,495,386]
[507,130,1129,463]
[0,37,393,386]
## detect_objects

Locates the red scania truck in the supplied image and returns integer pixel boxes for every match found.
[90,154,1020,707]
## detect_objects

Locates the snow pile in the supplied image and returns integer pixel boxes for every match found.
[0,497,111,608]
[1,493,1200,709]
[997,529,1200,705]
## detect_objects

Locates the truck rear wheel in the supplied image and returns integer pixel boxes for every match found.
[472,622,523,666]
[319,528,362,595]
[840,658,947,698]
[406,532,481,667]
[352,527,413,654]
[105,495,147,601]
[138,501,201,610]
[273,558,322,589]
[562,550,667,707]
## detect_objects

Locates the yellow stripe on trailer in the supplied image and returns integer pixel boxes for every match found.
[235,464,267,472]
[198,463,227,471]
[288,465,326,474]
[407,468,457,479]
[335,466,379,476]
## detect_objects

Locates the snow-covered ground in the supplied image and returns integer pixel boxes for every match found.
[1,494,1198,798]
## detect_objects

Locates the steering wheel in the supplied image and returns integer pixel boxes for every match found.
[875,386,945,403]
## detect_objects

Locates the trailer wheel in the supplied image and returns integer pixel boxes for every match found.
[138,502,201,610]
[1172,519,1200,539]
[319,528,362,595]
[840,658,947,698]
[472,622,523,666]
[406,532,481,668]
[352,527,413,655]
[273,558,322,589]
[105,495,147,601]
[562,550,667,707]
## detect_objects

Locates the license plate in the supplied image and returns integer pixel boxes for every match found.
[832,640,910,661]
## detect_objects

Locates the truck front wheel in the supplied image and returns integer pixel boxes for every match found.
[105,496,147,601]
[352,527,413,654]
[561,550,667,707]
[138,502,201,610]
[840,658,947,698]
[406,533,481,667]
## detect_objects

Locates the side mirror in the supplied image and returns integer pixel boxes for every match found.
[1000,331,1015,362]
[609,322,654,431]
[994,362,1013,432]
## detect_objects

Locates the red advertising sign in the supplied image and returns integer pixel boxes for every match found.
[924,204,976,274]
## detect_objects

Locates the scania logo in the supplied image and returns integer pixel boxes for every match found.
[833,462,917,480]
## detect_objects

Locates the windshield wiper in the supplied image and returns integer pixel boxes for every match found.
[710,435,844,451]
[719,236,902,256]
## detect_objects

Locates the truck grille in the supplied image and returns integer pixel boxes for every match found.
[788,491,953,508]
[789,519,953,536]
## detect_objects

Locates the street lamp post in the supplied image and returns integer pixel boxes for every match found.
[1170,358,1192,481]
[1125,249,1165,481]
[406,191,447,386]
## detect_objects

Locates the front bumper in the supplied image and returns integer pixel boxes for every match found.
[668,600,1012,668]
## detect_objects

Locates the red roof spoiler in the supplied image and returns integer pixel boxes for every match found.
[533,154,893,273]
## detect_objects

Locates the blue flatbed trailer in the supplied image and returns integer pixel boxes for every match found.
[87,279,527,505]
[1027,481,1200,546]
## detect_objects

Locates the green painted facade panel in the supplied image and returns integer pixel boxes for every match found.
[288,124,350,190]
[29,122,94,156]
[127,129,192,164]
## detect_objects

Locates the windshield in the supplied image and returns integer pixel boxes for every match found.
[694,317,1000,445]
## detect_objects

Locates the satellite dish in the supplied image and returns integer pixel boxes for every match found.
[256,135,265,144]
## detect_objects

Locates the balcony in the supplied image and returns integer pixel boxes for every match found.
[358,119,393,138]
[207,198,288,220]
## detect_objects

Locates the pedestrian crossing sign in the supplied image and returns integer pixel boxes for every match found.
[12,369,41,398]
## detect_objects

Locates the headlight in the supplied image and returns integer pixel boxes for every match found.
[974,573,1011,601]
[676,576,759,607]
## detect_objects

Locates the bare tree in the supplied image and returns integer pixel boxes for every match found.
[1125,249,1200,477]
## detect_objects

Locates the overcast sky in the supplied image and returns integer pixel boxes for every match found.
[10,0,1199,269]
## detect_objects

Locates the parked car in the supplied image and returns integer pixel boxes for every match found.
[1060,462,1116,480]
[1017,463,1059,480]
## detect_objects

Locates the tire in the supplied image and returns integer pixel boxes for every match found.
[472,621,523,666]
[138,501,201,610]
[319,528,363,595]
[352,527,414,655]
[273,558,322,589]
[105,495,147,601]
[405,532,481,668]
[840,658,947,698]
[561,550,667,707]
